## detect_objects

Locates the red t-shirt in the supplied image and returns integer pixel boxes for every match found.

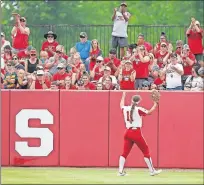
[89,49,101,71]
[61,85,77,90]
[72,63,81,73]
[154,77,165,86]
[187,29,203,54]
[182,52,196,75]
[133,55,150,78]
[120,68,135,90]
[84,82,96,90]
[155,51,169,68]
[41,41,59,58]
[52,72,70,81]
[143,42,153,52]
[104,57,121,75]
[17,51,29,59]
[155,41,170,53]
[62,54,68,60]
[12,28,29,49]
[35,79,51,89]
[93,67,104,81]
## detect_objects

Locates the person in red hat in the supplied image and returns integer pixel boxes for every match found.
[41,31,59,58]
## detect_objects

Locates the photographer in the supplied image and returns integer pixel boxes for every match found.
[30,70,50,90]
[125,44,137,59]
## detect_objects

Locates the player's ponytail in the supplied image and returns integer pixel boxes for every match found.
[130,95,141,122]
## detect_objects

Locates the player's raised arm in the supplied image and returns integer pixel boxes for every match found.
[120,91,126,109]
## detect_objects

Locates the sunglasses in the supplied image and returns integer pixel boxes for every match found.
[13,57,18,60]
[160,38,165,39]
[56,51,62,54]
[57,67,63,70]
[161,45,166,47]
[47,35,54,38]
[177,47,182,49]
[80,36,85,38]
[37,74,43,76]
[20,19,26,22]
[7,64,12,67]
[96,60,102,63]
[30,54,36,56]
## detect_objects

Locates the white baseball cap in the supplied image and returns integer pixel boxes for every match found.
[103,66,111,71]
[96,56,104,61]
[36,70,44,76]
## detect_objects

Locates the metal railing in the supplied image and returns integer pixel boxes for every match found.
[1,24,203,56]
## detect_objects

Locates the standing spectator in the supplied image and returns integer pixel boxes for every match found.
[155,42,171,68]
[30,70,50,89]
[163,53,184,90]
[118,60,136,90]
[180,44,196,87]
[111,2,131,59]
[130,45,151,89]
[11,15,30,53]
[186,18,203,62]
[1,32,11,54]
[90,56,104,82]
[41,31,59,58]
[137,33,153,53]
[89,39,102,71]
[104,48,121,76]
[25,49,39,74]
[75,32,91,72]
[154,32,173,54]
[52,63,70,89]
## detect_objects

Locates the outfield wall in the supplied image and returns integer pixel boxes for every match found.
[1,90,203,169]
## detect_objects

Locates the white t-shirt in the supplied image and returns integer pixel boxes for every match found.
[1,57,5,69]
[121,106,148,129]
[112,11,131,38]
[98,75,118,84]
[164,63,183,88]
[1,40,11,54]
[185,76,203,91]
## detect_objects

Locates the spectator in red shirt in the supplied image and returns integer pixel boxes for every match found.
[154,32,173,54]
[137,33,153,53]
[180,44,196,87]
[56,45,68,61]
[104,48,121,75]
[29,70,50,90]
[81,73,96,90]
[52,63,70,89]
[186,18,203,62]
[175,40,183,56]
[89,39,102,71]
[11,15,30,52]
[64,76,77,90]
[155,42,170,68]
[118,60,136,90]
[41,31,59,58]
[17,45,33,60]
[90,56,104,82]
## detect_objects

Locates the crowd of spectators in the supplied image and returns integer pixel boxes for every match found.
[1,2,203,91]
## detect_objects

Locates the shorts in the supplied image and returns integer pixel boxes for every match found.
[112,36,128,48]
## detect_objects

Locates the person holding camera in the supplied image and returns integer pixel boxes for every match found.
[186,17,203,62]
[111,2,131,59]
[30,70,50,90]
[76,73,95,90]
[90,56,104,82]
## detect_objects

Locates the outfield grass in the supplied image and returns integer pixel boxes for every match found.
[2,167,203,184]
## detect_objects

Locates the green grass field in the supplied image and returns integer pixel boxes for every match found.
[2,167,203,184]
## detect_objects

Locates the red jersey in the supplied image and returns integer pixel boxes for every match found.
[89,49,101,71]
[35,79,51,89]
[187,29,203,54]
[133,55,150,78]
[52,72,70,81]
[104,57,121,75]
[155,51,169,68]
[143,42,153,52]
[72,63,81,73]
[61,85,77,90]
[154,77,165,86]
[84,82,96,90]
[12,28,29,49]
[41,41,59,58]
[120,68,135,90]
[17,51,29,59]
[93,67,104,81]
[182,52,196,75]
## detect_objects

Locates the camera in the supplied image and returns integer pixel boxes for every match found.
[128,44,137,50]
[77,79,84,86]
